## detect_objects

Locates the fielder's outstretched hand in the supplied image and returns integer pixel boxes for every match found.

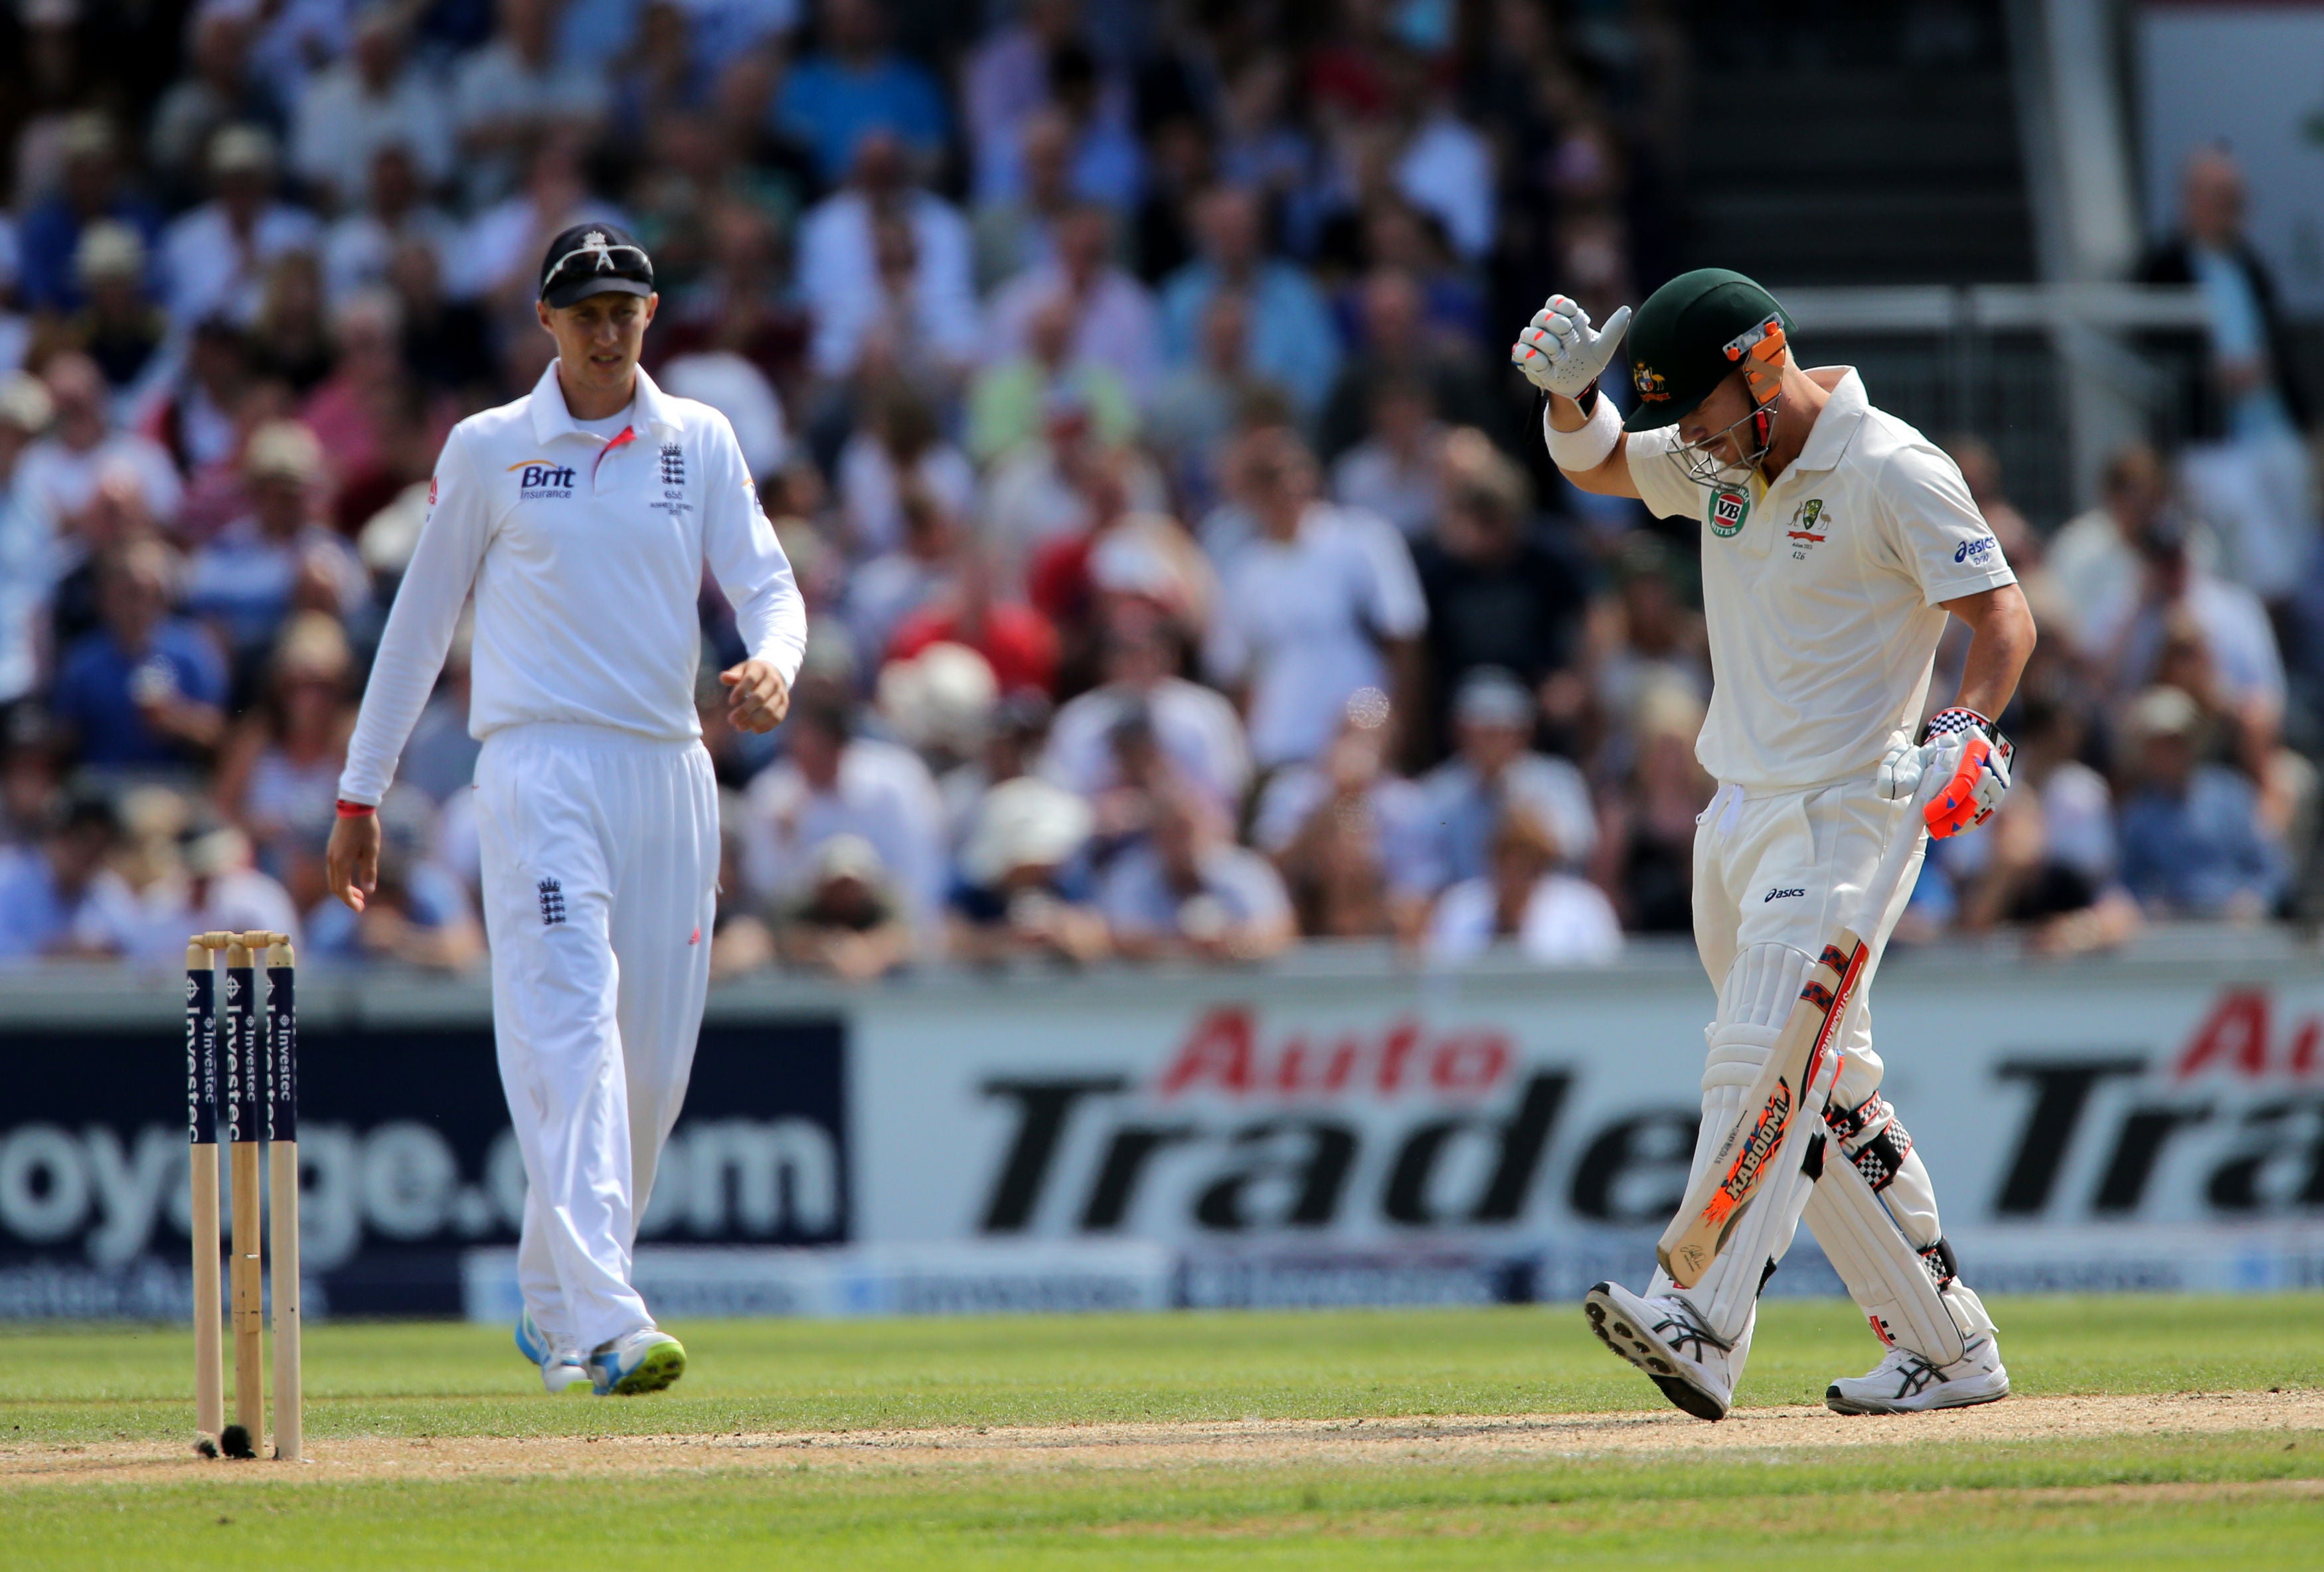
[1511,294,1633,402]
[326,812,381,912]
[721,658,791,734]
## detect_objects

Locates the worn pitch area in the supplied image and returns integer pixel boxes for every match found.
[6,1390,2322,1486]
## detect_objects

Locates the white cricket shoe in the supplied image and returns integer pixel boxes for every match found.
[540,1351,593,1394]
[588,1328,687,1396]
[1583,1281,1743,1422]
[1825,1332,2009,1415]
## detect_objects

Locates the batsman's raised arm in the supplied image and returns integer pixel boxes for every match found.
[1511,293,1642,499]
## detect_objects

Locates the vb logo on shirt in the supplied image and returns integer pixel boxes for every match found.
[1708,486,1751,537]
[509,459,577,499]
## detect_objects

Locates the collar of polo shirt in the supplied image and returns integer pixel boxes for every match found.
[527,358,685,447]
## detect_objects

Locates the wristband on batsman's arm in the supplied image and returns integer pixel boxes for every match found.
[335,799,377,819]
[1542,382,1621,472]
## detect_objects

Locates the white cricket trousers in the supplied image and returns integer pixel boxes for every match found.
[474,722,720,1355]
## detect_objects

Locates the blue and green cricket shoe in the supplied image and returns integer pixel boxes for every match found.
[588,1328,687,1395]
[518,1308,593,1393]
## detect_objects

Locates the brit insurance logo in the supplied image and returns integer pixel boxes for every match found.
[509,458,577,499]
[1708,485,1750,537]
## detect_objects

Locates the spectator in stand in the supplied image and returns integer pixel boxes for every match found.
[0,783,136,960]
[938,687,1050,846]
[889,548,1062,696]
[457,130,623,309]
[605,0,708,147]
[452,0,612,210]
[979,390,1166,576]
[836,379,977,560]
[1944,692,2139,955]
[16,114,161,317]
[849,478,962,668]
[40,223,167,402]
[17,353,183,534]
[183,420,369,672]
[764,832,915,982]
[967,292,1137,464]
[1589,680,1713,935]
[1425,806,1621,966]
[799,135,979,384]
[2108,513,2285,770]
[248,251,336,394]
[1329,377,1442,542]
[291,7,454,212]
[1204,426,1425,771]
[1101,787,1293,963]
[1043,614,1249,819]
[1159,187,1341,416]
[159,125,321,333]
[971,107,1076,293]
[149,9,287,205]
[1318,267,1497,461]
[948,773,1108,965]
[215,610,357,912]
[1378,45,1496,265]
[983,203,1162,402]
[1410,430,1592,760]
[738,680,950,925]
[143,317,250,479]
[2117,684,2286,921]
[50,538,228,771]
[1146,301,1280,526]
[0,376,54,727]
[1589,531,1710,751]
[1420,666,1596,883]
[2139,147,2317,607]
[775,0,950,186]
[385,238,497,398]
[165,819,305,961]
[2047,445,2206,661]
[963,0,1135,210]
[1257,688,1438,942]
[321,142,456,309]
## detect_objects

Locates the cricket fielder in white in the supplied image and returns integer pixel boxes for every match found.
[326,224,806,1395]
[1513,269,2036,1419]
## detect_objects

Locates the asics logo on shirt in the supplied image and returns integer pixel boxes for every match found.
[1954,534,1999,564]
[510,459,578,498]
[1763,886,1806,902]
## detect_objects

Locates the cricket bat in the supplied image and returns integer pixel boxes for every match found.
[1657,775,1937,1289]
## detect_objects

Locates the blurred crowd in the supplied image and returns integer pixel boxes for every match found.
[0,0,2316,977]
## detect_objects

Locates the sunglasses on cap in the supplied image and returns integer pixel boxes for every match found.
[539,230,654,305]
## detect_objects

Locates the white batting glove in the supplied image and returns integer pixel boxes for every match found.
[1510,294,1633,402]
[1878,707,2015,839]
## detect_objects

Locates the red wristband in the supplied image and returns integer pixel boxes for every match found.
[335,799,376,818]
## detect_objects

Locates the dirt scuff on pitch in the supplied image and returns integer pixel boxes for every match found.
[5,1389,2321,1488]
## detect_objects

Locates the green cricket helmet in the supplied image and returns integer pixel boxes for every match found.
[1620,268,1796,432]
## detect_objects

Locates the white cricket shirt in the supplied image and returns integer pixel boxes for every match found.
[339,360,807,805]
[1618,367,2016,793]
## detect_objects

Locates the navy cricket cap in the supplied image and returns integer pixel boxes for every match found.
[537,222,655,309]
[1621,268,1794,432]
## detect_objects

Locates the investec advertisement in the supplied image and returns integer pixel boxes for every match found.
[0,1008,847,1318]
[848,959,2324,1299]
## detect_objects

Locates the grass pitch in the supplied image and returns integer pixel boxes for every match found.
[5,1295,2322,1569]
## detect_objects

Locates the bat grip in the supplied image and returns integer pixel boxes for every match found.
[1859,769,1944,935]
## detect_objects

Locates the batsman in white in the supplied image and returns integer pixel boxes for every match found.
[325,224,807,1395]
[1512,270,2036,1419]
